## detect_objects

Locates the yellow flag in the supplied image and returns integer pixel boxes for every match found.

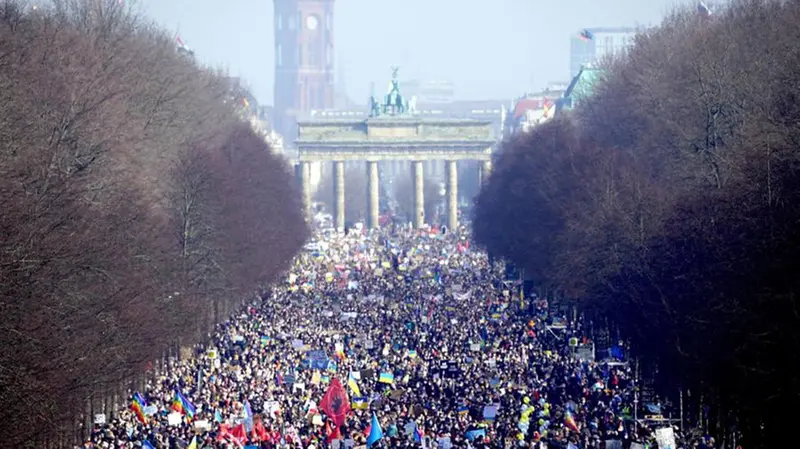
[347,372,361,396]
[187,436,197,449]
[347,376,361,396]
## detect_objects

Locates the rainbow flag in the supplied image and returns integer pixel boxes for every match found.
[564,411,580,432]
[335,342,346,360]
[133,392,147,407]
[130,393,147,424]
[171,390,196,419]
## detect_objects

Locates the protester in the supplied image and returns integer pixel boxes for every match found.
[84,224,711,449]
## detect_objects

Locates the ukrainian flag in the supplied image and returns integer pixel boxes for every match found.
[348,372,361,396]
[379,372,394,384]
[352,396,369,410]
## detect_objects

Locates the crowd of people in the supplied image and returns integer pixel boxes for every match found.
[83,223,715,449]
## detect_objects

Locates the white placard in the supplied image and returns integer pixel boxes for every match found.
[655,427,676,449]
[167,412,182,426]
[94,414,106,424]
[265,400,281,414]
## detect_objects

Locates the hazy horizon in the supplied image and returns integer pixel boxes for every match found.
[139,0,685,106]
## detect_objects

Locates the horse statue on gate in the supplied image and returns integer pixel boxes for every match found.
[368,67,413,117]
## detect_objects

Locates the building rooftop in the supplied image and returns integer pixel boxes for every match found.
[580,26,640,34]
[559,65,606,112]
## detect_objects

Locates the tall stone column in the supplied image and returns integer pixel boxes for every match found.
[480,159,493,186]
[446,160,459,231]
[300,161,312,219]
[367,161,380,229]
[412,160,425,229]
[333,161,345,231]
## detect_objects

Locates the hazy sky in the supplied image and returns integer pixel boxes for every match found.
[139,0,683,105]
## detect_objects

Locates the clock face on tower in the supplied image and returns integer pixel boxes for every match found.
[305,15,318,30]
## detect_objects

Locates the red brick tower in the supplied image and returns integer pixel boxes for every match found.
[273,0,335,140]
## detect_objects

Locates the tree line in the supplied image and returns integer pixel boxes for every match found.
[474,1,800,448]
[0,1,307,446]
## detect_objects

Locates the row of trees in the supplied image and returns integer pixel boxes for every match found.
[0,1,307,446]
[474,1,800,448]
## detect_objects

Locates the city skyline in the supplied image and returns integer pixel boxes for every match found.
[140,0,683,105]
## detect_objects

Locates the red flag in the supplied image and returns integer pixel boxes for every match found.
[231,423,248,444]
[325,420,342,443]
[216,424,229,442]
[252,417,268,442]
[319,378,350,428]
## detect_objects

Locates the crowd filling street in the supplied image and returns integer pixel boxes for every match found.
[84,223,718,449]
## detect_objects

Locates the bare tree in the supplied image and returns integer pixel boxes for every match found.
[0,1,307,446]
[474,2,800,447]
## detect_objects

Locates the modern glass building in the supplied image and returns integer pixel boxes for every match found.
[569,27,639,77]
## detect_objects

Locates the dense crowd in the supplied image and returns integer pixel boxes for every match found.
[83,225,713,449]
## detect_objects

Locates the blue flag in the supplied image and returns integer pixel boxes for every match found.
[142,441,155,449]
[465,429,486,441]
[367,413,384,447]
[133,392,147,407]
[244,400,254,432]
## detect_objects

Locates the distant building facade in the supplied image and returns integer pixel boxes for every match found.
[558,65,605,113]
[221,80,287,155]
[502,85,566,136]
[400,80,456,104]
[570,27,639,77]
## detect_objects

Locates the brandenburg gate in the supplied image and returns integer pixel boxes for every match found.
[293,70,495,231]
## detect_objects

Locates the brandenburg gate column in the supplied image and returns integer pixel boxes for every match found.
[480,159,493,186]
[412,161,425,228]
[367,160,380,229]
[446,160,459,231]
[299,161,312,219]
[333,161,345,231]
